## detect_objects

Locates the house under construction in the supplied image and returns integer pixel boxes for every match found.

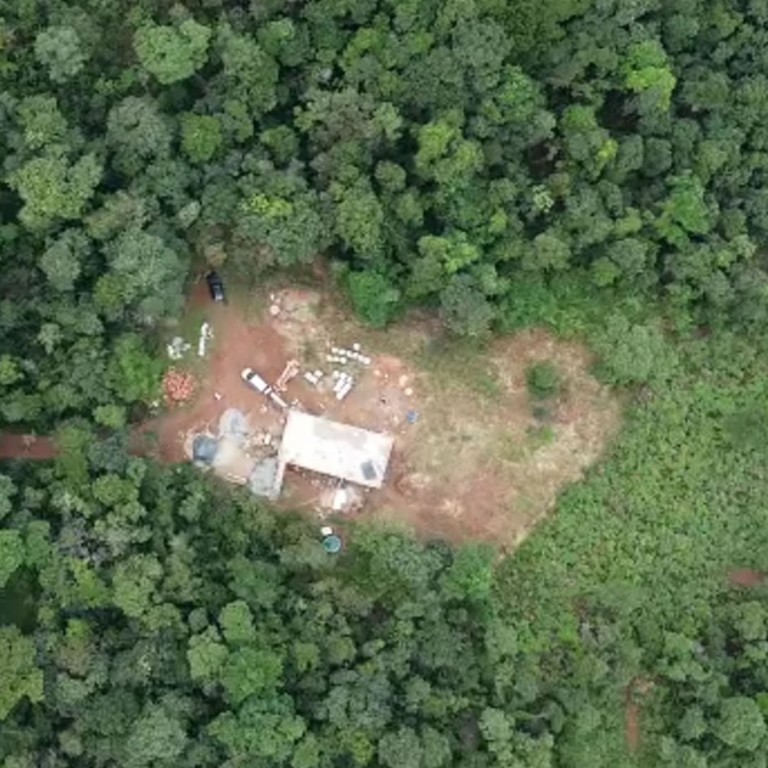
[272,410,394,498]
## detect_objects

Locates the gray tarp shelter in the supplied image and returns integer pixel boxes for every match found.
[249,457,279,498]
[192,435,218,465]
[273,411,394,497]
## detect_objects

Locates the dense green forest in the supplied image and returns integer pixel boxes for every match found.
[4,0,768,765]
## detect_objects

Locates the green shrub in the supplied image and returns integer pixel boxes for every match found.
[347,271,401,328]
[107,335,164,404]
[526,424,556,448]
[526,362,562,400]
[93,404,127,429]
[725,407,768,452]
[592,314,678,386]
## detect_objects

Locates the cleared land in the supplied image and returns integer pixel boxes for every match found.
[146,281,621,548]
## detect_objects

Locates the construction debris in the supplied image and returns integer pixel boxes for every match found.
[318,342,372,399]
[333,371,354,401]
[328,345,372,366]
[166,336,191,360]
[249,458,280,498]
[304,370,324,387]
[198,322,213,357]
[219,408,250,447]
[247,431,274,448]
[276,359,300,390]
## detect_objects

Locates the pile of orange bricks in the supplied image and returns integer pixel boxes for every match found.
[163,368,196,404]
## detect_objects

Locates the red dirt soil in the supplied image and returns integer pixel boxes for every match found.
[0,433,57,461]
[365,328,621,548]
[625,699,640,754]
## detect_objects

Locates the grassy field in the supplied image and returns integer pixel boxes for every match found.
[500,332,768,618]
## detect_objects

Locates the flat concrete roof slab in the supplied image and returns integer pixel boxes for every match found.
[278,411,394,490]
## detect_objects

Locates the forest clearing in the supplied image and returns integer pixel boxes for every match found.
[0,278,620,549]
[142,281,621,547]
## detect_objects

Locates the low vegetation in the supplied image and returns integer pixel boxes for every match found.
[526,362,563,400]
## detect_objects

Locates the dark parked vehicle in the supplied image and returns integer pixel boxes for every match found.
[206,271,225,302]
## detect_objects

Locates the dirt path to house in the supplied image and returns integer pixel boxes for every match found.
[0,282,622,549]
[625,698,641,754]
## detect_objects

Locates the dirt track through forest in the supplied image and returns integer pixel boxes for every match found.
[0,433,57,461]
[624,677,654,754]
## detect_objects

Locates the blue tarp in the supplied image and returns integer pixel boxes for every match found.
[323,535,342,554]
[192,435,218,465]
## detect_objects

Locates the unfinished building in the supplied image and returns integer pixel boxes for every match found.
[272,410,394,497]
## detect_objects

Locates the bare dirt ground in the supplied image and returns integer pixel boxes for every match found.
[0,280,622,549]
[368,329,621,549]
[139,280,294,462]
[0,433,56,461]
[625,698,640,754]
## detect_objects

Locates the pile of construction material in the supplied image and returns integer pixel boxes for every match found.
[198,322,214,357]
[163,368,197,404]
[295,342,369,400]
[219,409,250,446]
[303,369,325,387]
[249,457,279,498]
[166,336,191,360]
[248,432,274,448]
[299,343,374,400]
[331,370,354,400]
[319,484,364,513]
[325,343,371,366]
[276,359,300,390]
